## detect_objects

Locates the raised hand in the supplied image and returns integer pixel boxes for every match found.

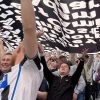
[36,29,44,38]
[81,48,89,60]
[38,42,44,56]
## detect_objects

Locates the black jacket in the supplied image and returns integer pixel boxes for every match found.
[41,56,84,100]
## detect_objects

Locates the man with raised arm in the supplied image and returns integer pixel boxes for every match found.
[38,42,88,100]
[0,0,43,100]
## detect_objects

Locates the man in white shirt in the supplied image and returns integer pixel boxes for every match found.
[0,0,43,100]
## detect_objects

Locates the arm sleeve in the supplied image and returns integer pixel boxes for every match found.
[87,55,94,70]
[74,75,86,94]
[40,56,55,85]
[21,53,42,70]
[71,60,84,88]
[39,78,49,92]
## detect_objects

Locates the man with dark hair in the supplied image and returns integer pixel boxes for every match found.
[56,55,68,68]
[38,43,88,100]
[42,55,85,100]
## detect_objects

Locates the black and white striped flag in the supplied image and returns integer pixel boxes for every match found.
[0,0,100,53]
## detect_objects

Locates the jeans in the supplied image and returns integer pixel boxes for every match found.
[77,91,85,100]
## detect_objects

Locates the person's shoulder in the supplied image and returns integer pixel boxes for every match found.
[11,64,19,71]
[21,54,43,71]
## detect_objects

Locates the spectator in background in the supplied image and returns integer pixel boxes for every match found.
[47,57,58,72]
[93,62,100,98]
[82,54,94,100]
[70,58,86,100]
[37,78,49,100]
[95,66,100,98]
[76,76,85,100]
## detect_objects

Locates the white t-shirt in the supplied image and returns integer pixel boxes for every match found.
[0,54,43,100]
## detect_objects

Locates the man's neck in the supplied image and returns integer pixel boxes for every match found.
[60,74,68,78]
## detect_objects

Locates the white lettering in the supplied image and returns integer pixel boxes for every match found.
[72,20,94,27]
[77,28,87,33]
[85,34,94,38]
[72,40,83,43]
[89,0,100,9]
[38,7,49,17]
[69,1,86,10]
[86,39,96,43]
[63,28,75,34]
[43,0,55,8]
[68,44,79,47]
[72,11,96,19]
[71,35,84,39]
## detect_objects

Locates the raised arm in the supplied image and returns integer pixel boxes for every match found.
[38,43,55,85]
[21,0,38,58]
[71,48,88,88]
[0,39,5,62]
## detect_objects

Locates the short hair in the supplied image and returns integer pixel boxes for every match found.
[47,57,57,62]
[60,60,71,70]
[67,60,73,66]
[58,55,67,63]
[3,52,14,66]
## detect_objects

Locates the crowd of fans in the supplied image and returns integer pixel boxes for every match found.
[38,50,100,100]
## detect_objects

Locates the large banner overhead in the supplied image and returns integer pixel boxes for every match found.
[0,0,100,53]
[0,0,23,51]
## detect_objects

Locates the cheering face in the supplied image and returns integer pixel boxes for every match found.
[59,63,70,76]
[50,61,57,68]
[0,54,12,72]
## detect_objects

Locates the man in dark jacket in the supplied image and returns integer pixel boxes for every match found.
[38,43,88,100]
